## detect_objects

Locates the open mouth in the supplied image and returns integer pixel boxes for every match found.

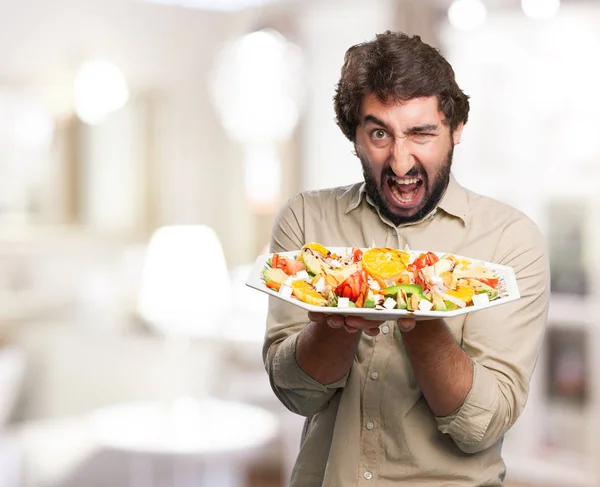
[385,175,425,209]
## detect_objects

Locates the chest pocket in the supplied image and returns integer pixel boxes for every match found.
[384,317,467,417]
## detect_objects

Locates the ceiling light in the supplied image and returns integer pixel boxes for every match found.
[137,0,282,12]
[521,0,560,20]
[447,0,487,31]
[74,60,129,125]
[209,28,304,143]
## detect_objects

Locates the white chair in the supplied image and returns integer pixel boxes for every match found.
[83,225,279,487]
[0,346,26,487]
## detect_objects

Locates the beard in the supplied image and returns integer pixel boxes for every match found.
[360,148,453,227]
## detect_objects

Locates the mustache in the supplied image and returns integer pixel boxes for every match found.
[384,165,422,180]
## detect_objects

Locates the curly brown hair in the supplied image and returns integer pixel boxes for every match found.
[333,31,470,142]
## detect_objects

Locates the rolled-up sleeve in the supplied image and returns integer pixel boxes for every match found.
[268,329,350,416]
[262,194,347,417]
[435,213,550,453]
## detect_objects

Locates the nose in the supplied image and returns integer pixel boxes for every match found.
[389,137,414,176]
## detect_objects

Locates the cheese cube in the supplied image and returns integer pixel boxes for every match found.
[383,297,397,310]
[279,285,293,299]
[418,299,433,312]
[314,277,325,293]
[283,276,297,287]
[337,297,350,308]
[295,270,310,281]
[472,292,490,307]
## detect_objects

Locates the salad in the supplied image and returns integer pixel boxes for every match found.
[261,243,506,312]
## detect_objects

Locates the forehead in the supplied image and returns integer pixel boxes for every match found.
[359,93,444,126]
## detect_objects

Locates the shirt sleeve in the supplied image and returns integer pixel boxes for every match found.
[435,213,550,453]
[262,194,349,417]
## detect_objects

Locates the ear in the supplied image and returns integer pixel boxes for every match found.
[452,122,464,145]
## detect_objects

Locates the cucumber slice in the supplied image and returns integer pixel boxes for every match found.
[382,284,423,297]
[364,297,375,308]
[301,248,323,275]
[479,289,499,301]
[364,290,376,308]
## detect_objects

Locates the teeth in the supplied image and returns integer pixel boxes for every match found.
[390,184,416,203]
[390,177,419,185]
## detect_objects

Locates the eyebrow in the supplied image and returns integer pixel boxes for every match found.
[363,115,439,135]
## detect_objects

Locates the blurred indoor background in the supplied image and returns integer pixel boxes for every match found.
[0,0,598,486]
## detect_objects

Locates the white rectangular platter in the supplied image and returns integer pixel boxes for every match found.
[246,247,520,321]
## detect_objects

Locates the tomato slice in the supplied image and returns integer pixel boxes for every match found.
[413,253,428,269]
[355,270,369,308]
[285,258,307,275]
[272,254,306,275]
[412,252,440,272]
[473,277,499,289]
[336,269,366,303]
[271,253,281,269]
[352,248,363,263]
[350,274,360,297]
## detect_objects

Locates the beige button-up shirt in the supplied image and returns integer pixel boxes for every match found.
[263,174,550,487]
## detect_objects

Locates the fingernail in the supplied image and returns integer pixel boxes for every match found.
[327,317,342,329]
[398,318,414,332]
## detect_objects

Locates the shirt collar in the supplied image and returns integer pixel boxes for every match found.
[344,183,368,214]
[345,173,468,225]
[437,173,469,224]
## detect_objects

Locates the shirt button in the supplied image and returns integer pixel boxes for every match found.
[366,421,375,430]
[364,471,373,480]
[392,229,397,236]
[370,371,379,380]
[381,325,390,334]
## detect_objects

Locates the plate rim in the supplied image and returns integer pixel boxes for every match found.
[245,247,521,320]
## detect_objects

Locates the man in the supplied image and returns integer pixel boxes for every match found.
[263,31,549,487]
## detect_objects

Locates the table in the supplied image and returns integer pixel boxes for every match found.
[88,396,279,487]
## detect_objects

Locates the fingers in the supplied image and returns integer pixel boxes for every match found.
[345,316,386,329]
[398,318,416,332]
[342,323,361,333]
[307,311,326,323]
[328,315,380,335]
[310,312,373,334]
[363,327,381,336]
[310,313,347,331]
[327,315,346,329]
[309,312,394,336]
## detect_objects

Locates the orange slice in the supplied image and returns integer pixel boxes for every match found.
[297,242,330,261]
[291,280,327,306]
[302,242,329,257]
[445,286,475,304]
[362,248,410,282]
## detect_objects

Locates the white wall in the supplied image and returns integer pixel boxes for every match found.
[440,4,600,484]
[442,4,600,227]
[296,0,397,192]
[0,0,260,265]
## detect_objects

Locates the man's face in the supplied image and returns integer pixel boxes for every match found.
[354,93,463,226]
